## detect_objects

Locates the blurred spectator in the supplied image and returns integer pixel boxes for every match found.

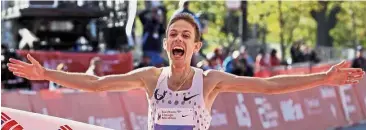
[290,40,305,64]
[49,63,67,91]
[303,45,320,64]
[192,12,210,66]
[224,50,254,76]
[255,48,270,71]
[174,1,202,32]
[239,46,254,67]
[139,4,166,59]
[214,47,226,64]
[223,52,233,73]
[1,44,31,90]
[270,49,281,67]
[352,46,366,71]
[86,57,104,76]
[196,12,209,34]
[205,52,223,71]
[196,60,209,70]
[135,54,152,69]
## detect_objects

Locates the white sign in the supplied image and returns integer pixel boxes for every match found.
[235,94,251,127]
[364,97,366,108]
[88,116,127,130]
[320,87,337,99]
[129,112,148,130]
[304,98,322,115]
[330,104,337,118]
[339,84,356,122]
[280,99,304,122]
[255,97,279,129]
[210,109,228,127]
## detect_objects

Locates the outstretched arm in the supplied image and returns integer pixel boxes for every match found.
[212,61,364,94]
[43,67,148,92]
[7,54,149,92]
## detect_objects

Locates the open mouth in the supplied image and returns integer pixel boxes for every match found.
[172,46,185,57]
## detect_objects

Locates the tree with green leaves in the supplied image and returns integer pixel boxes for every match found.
[331,1,366,48]
[311,1,342,47]
[248,1,317,60]
[134,1,365,60]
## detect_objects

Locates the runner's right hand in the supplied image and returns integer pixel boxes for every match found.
[7,54,46,81]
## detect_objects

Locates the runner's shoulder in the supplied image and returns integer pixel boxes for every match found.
[137,66,163,92]
[203,69,225,79]
[135,66,163,78]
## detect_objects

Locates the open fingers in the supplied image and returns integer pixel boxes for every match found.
[8,67,19,73]
[347,71,365,78]
[347,75,364,81]
[13,72,30,79]
[9,58,30,66]
[7,63,25,70]
[8,67,19,72]
[7,64,26,74]
[345,80,359,84]
[348,75,364,79]
[340,68,363,74]
[345,71,364,84]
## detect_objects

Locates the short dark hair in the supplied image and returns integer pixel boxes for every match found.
[166,13,200,42]
[270,49,277,56]
[183,1,189,7]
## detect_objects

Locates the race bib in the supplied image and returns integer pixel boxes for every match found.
[154,108,195,130]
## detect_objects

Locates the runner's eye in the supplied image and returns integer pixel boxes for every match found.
[183,34,190,39]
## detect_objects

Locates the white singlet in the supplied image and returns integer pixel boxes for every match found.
[147,67,212,130]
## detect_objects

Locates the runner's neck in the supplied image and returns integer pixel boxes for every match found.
[168,65,192,85]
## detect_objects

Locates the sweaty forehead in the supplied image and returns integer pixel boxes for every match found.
[168,20,195,33]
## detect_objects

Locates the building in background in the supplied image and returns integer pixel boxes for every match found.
[1,0,136,52]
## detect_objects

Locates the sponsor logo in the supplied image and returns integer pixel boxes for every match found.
[183,94,199,101]
[58,125,73,130]
[1,112,24,130]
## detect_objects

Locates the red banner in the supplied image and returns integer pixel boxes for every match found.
[295,87,347,129]
[1,91,33,112]
[209,93,240,130]
[119,89,149,130]
[15,50,133,90]
[70,92,132,130]
[28,90,132,130]
[2,60,366,130]
[29,90,72,119]
[353,76,366,121]
[336,84,365,124]
[309,61,365,125]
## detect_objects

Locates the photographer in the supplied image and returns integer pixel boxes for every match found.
[139,2,166,66]
[139,3,166,55]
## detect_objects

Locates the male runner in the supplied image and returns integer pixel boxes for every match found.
[7,13,365,130]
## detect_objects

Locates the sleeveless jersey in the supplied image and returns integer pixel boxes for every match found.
[147,67,212,130]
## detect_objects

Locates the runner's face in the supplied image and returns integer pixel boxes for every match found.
[164,20,201,68]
